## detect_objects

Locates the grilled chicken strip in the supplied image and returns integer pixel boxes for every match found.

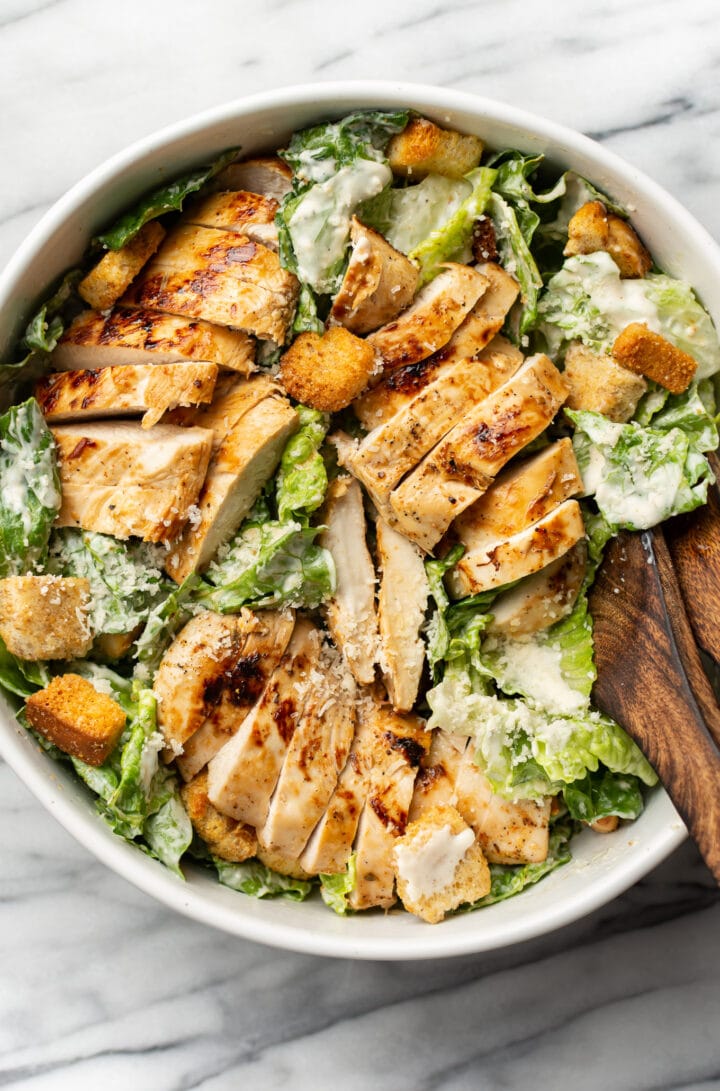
[35,362,218,429]
[154,610,258,752]
[376,518,429,713]
[366,263,489,373]
[299,690,379,875]
[123,224,299,343]
[78,222,166,312]
[256,642,357,861]
[184,189,280,250]
[389,354,569,552]
[319,476,379,686]
[52,420,213,543]
[446,439,584,597]
[354,333,523,432]
[167,392,299,582]
[52,307,255,374]
[347,340,523,510]
[408,729,469,820]
[176,609,295,781]
[208,157,292,202]
[329,217,419,335]
[486,540,588,637]
[349,703,431,910]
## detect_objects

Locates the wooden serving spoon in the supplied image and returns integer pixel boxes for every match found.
[589,526,720,882]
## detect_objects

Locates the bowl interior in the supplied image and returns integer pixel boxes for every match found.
[0,81,702,958]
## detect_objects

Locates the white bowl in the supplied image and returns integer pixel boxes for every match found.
[0,81,708,960]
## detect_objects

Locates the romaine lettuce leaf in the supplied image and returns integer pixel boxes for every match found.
[0,398,61,577]
[465,816,575,909]
[537,252,720,377]
[319,854,357,915]
[94,147,239,250]
[214,857,313,901]
[378,173,472,257]
[563,768,644,824]
[568,400,717,530]
[0,636,50,699]
[489,192,542,335]
[0,272,83,401]
[276,406,329,522]
[132,574,201,684]
[48,529,168,636]
[409,167,496,284]
[277,110,408,296]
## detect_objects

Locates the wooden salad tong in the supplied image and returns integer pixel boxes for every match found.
[589,464,720,882]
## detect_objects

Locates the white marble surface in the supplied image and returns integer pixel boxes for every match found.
[1,0,720,1086]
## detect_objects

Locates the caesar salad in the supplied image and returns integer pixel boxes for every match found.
[0,110,717,923]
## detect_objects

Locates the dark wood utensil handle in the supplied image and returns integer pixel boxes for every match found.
[590,528,720,882]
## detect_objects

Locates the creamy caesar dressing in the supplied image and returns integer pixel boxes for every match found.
[580,251,661,335]
[395,824,475,901]
[289,159,391,293]
[384,173,471,256]
[596,456,683,528]
[491,636,587,715]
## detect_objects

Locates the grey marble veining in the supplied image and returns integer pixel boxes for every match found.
[1,0,720,1087]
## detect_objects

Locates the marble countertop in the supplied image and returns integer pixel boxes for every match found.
[2,0,720,1086]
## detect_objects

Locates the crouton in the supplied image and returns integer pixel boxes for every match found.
[180,771,257,863]
[387,118,484,179]
[564,200,651,278]
[78,222,166,311]
[25,673,126,766]
[393,804,491,924]
[278,326,377,411]
[0,575,93,661]
[563,341,647,422]
[590,815,620,833]
[612,322,697,394]
[255,844,314,881]
[93,629,140,661]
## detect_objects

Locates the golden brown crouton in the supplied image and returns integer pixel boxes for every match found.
[564,200,651,278]
[180,771,257,863]
[0,576,93,661]
[563,341,647,422]
[278,327,377,412]
[393,804,491,924]
[612,323,697,394]
[93,629,141,662]
[590,815,619,833]
[255,844,314,880]
[387,118,483,179]
[79,222,166,311]
[25,674,126,766]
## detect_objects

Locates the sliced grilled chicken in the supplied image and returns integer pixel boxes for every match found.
[347,341,523,509]
[184,189,280,250]
[319,476,379,686]
[207,157,292,202]
[448,499,586,596]
[35,362,218,429]
[487,540,588,637]
[167,393,298,582]
[349,703,431,910]
[154,610,256,751]
[366,263,489,373]
[376,518,429,712]
[453,747,551,864]
[78,222,166,312]
[299,691,379,875]
[389,354,569,552]
[256,643,357,861]
[122,225,299,343]
[52,307,255,373]
[176,609,295,781]
[52,421,213,543]
[353,333,523,432]
[408,729,469,820]
[329,217,419,335]
[207,619,321,826]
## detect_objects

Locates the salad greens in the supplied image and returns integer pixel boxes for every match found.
[467,816,575,909]
[409,167,496,283]
[215,857,313,901]
[0,398,60,577]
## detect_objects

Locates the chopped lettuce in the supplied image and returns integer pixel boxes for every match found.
[424,545,497,681]
[377,173,472,256]
[0,636,50,699]
[94,147,239,250]
[0,398,61,577]
[569,395,717,530]
[466,817,575,909]
[48,529,168,637]
[276,406,329,522]
[537,252,720,377]
[0,272,83,401]
[489,192,542,335]
[409,167,496,284]
[214,857,313,901]
[132,575,201,684]
[563,769,645,824]
[277,110,408,296]
[319,854,357,915]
